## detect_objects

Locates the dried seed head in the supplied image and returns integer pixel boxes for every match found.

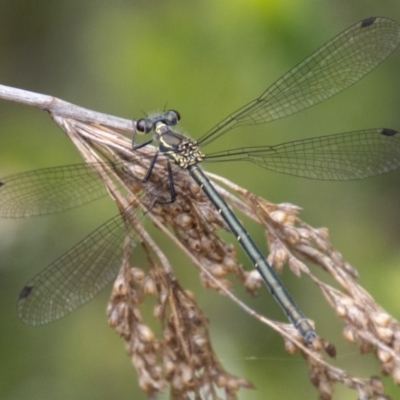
[223,256,237,272]
[343,325,357,343]
[244,269,263,291]
[188,238,201,252]
[138,374,154,393]
[289,257,307,277]
[131,267,145,283]
[315,227,329,240]
[181,364,194,387]
[283,227,300,245]
[371,312,392,328]
[377,348,392,363]
[318,377,334,399]
[143,276,157,296]
[392,363,400,384]
[226,377,240,392]
[163,327,174,343]
[284,338,298,355]
[375,326,394,344]
[153,304,163,319]
[210,263,228,278]
[322,340,336,358]
[172,374,184,391]
[112,275,129,296]
[270,210,288,224]
[133,307,142,321]
[297,228,311,240]
[359,340,373,354]
[192,334,207,350]
[108,308,119,327]
[369,376,384,393]
[216,374,227,388]
[164,358,176,377]
[176,212,194,228]
[137,324,155,343]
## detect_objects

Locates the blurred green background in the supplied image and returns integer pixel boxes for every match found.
[1,1,400,399]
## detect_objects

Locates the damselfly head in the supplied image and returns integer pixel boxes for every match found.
[136,110,181,135]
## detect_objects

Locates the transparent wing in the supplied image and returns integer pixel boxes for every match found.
[199,17,400,147]
[18,211,140,325]
[0,163,110,217]
[205,128,400,180]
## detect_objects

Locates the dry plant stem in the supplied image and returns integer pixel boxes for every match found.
[0,84,134,131]
[1,84,399,399]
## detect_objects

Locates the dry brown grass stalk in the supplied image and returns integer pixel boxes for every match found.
[48,114,400,400]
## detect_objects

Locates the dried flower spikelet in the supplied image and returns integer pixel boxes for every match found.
[380,358,394,376]
[210,263,228,278]
[369,376,384,393]
[131,267,145,283]
[163,355,176,378]
[348,307,369,327]
[181,363,194,388]
[138,374,154,393]
[112,274,129,296]
[270,210,288,224]
[171,373,184,392]
[153,303,164,319]
[184,289,195,299]
[377,348,392,363]
[275,247,288,264]
[223,256,237,272]
[279,202,301,214]
[137,324,155,343]
[200,236,216,252]
[375,327,394,344]
[244,269,263,291]
[315,227,329,240]
[317,377,334,400]
[283,226,300,245]
[371,312,392,328]
[159,288,168,305]
[108,307,120,327]
[393,332,400,353]
[163,326,174,343]
[188,238,201,252]
[226,377,240,392]
[192,334,208,350]
[335,304,346,318]
[142,276,157,296]
[314,236,330,253]
[216,373,228,388]
[133,307,142,321]
[359,339,373,354]
[375,326,394,344]
[334,297,354,317]
[342,262,359,279]
[200,382,212,398]
[284,338,298,355]
[289,257,308,277]
[392,362,400,384]
[343,325,357,343]
[297,227,311,240]
[144,351,158,367]
[176,212,194,228]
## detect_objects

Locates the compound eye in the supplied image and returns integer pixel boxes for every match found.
[136,118,153,133]
[163,110,181,126]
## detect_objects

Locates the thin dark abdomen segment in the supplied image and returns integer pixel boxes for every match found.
[188,164,316,344]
